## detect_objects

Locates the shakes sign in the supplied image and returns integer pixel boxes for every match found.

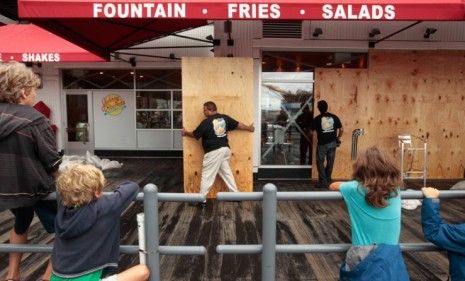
[0,52,60,62]
[18,0,465,21]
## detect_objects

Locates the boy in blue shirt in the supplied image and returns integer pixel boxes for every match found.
[51,164,149,281]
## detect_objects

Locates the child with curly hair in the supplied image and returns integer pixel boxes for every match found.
[329,146,409,281]
[51,164,149,281]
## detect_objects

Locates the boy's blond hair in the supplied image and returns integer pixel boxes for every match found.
[56,164,106,208]
[0,62,40,103]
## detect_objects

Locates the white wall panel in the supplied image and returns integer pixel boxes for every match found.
[173,130,183,150]
[36,64,63,149]
[93,90,136,149]
[137,130,172,149]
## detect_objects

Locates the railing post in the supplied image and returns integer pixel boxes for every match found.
[262,183,277,281]
[143,184,160,281]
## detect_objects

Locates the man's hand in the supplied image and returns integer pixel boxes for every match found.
[421,187,440,199]
[238,122,255,132]
[248,123,255,132]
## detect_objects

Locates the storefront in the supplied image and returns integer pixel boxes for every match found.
[10,0,465,178]
[62,68,183,155]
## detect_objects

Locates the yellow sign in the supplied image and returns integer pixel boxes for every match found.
[101,94,126,116]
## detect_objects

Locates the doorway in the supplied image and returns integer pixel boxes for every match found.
[260,72,314,168]
[64,91,94,155]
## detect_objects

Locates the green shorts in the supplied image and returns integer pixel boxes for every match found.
[51,270,102,281]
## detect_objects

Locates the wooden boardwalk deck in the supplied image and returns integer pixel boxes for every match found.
[1,158,463,281]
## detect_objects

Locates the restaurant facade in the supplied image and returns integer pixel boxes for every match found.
[6,0,465,178]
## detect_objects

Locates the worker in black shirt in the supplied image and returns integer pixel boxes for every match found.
[310,100,343,188]
[183,101,254,207]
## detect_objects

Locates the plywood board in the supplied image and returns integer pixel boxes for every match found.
[314,50,465,179]
[182,57,254,197]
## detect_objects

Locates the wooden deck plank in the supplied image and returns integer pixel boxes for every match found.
[1,158,464,280]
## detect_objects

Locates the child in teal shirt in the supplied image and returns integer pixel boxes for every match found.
[330,146,409,280]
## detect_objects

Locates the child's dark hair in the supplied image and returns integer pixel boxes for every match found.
[353,146,402,208]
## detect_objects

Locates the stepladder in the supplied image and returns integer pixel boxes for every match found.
[398,134,428,187]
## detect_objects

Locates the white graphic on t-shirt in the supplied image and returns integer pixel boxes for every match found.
[213,118,226,137]
[321,116,335,133]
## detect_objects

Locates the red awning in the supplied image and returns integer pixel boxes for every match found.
[25,18,208,60]
[18,0,465,21]
[0,24,105,62]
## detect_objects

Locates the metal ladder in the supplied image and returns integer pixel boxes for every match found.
[398,134,428,186]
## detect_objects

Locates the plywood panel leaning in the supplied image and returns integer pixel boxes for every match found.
[182,57,254,197]
[315,50,465,179]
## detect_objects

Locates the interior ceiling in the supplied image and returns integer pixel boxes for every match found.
[0,0,17,20]
[262,51,367,72]
[32,18,208,59]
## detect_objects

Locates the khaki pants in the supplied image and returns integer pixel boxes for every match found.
[200,147,239,198]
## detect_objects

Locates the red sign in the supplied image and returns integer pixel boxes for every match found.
[18,0,465,20]
[0,24,105,63]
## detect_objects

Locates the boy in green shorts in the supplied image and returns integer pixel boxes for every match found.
[51,164,149,281]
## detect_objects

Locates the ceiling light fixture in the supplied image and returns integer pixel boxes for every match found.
[312,28,323,38]
[424,27,437,39]
[206,34,221,46]
[369,28,381,38]
[129,57,136,67]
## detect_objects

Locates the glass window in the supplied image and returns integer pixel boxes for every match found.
[66,95,89,142]
[173,111,182,129]
[173,91,182,109]
[136,111,171,129]
[262,51,367,72]
[62,69,134,89]
[136,69,181,89]
[261,73,314,166]
[136,91,171,109]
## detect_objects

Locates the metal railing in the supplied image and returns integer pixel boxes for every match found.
[217,184,465,281]
[2,184,465,281]
[0,184,206,281]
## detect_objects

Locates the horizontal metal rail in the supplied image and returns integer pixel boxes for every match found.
[217,242,440,254]
[2,184,206,281]
[218,190,465,201]
[217,185,465,281]
[0,244,206,255]
[44,191,205,202]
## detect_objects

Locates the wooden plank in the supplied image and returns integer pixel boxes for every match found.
[315,50,465,179]
[182,57,254,197]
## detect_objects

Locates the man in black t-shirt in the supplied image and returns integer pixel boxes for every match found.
[183,101,254,207]
[310,100,343,188]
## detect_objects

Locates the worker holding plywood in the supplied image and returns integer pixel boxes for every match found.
[183,101,254,208]
[182,57,254,201]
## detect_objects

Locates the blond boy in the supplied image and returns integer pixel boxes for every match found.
[51,164,149,281]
